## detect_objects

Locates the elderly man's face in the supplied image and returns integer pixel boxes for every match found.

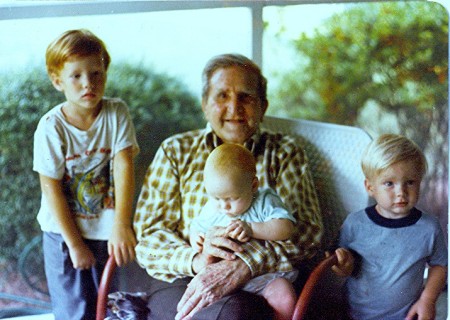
[202,66,268,144]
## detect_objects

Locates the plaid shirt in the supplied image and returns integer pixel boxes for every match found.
[134,125,323,283]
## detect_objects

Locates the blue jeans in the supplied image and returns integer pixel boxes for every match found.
[43,232,111,320]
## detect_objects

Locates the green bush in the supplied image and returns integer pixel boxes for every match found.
[106,63,204,190]
[0,63,203,261]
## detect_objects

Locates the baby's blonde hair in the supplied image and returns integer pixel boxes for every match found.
[361,133,427,181]
[46,29,111,76]
[205,143,256,182]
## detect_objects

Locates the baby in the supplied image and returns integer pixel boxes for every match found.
[190,143,298,320]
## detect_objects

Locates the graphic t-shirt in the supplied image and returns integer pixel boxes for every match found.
[33,98,139,240]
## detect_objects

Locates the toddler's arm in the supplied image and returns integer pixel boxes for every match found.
[331,248,355,277]
[108,147,137,267]
[39,174,95,269]
[405,265,447,320]
[227,218,295,242]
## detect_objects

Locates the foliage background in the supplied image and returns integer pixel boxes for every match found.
[268,1,448,237]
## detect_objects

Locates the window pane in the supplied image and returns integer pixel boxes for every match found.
[1,7,252,96]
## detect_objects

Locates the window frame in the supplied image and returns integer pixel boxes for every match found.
[0,0,431,67]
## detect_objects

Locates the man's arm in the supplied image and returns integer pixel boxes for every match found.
[176,258,252,320]
[234,137,323,277]
[275,144,323,258]
[134,144,197,281]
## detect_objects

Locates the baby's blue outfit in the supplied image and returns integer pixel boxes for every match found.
[191,187,298,293]
[192,187,296,231]
[339,206,448,320]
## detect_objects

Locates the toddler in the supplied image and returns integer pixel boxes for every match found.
[333,134,447,320]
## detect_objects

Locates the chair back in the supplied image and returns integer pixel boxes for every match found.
[262,116,373,249]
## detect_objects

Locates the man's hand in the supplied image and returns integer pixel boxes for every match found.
[108,223,137,267]
[226,220,252,242]
[192,252,219,274]
[202,226,243,260]
[176,258,251,320]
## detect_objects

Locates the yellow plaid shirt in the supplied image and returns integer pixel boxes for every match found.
[134,125,323,282]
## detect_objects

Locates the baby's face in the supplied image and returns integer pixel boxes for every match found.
[204,173,255,218]
[365,160,422,219]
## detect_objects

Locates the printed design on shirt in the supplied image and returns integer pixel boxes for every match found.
[63,151,114,217]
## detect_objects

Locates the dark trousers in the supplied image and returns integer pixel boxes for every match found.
[43,232,111,320]
[145,277,273,320]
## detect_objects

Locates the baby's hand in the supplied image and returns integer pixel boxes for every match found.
[69,243,96,270]
[192,252,219,274]
[108,223,137,267]
[331,248,354,277]
[194,233,205,253]
[226,220,252,242]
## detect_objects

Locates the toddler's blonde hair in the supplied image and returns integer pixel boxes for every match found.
[361,133,427,180]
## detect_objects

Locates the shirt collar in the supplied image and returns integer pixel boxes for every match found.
[204,122,261,153]
[365,205,422,228]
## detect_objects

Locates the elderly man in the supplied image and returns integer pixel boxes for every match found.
[133,53,323,320]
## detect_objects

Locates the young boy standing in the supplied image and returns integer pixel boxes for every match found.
[189,143,298,320]
[33,29,139,319]
[333,134,447,320]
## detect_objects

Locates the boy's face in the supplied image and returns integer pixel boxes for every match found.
[204,171,258,218]
[51,54,106,113]
[365,160,422,219]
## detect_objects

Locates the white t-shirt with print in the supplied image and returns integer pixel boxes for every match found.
[33,97,139,240]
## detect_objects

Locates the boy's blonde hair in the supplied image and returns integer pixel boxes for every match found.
[205,143,256,181]
[46,29,111,76]
[361,133,427,180]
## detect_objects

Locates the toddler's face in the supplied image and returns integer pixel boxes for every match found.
[205,172,255,218]
[365,160,422,219]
